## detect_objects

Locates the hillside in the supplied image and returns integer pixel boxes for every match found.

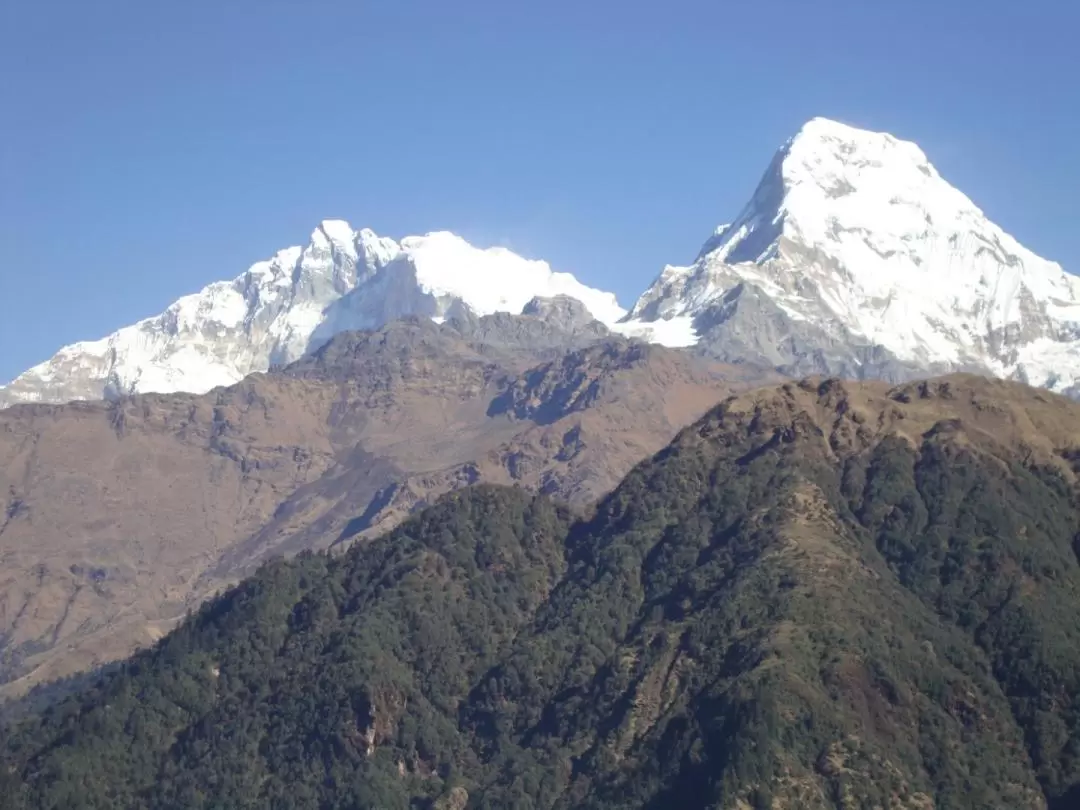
[0,315,771,696]
[4,373,1080,808]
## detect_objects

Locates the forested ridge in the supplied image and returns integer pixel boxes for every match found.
[4,374,1080,809]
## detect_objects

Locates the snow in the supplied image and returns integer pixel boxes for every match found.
[399,231,626,324]
[356,229,402,270]
[1001,336,1080,387]
[0,223,626,405]
[621,116,1080,391]
[317,219,359,250]
[610,315,698,347]
[3,117,1078,406]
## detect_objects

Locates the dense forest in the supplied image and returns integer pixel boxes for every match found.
[4,376,1080,809]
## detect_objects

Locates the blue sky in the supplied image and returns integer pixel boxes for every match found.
[2,0,1077,384]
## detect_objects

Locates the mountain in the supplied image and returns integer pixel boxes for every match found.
[0,223,625,407]
[619,118,1080,392]
[5,374,1080,809]
[6,120,1079,410]
[0,315,773,697]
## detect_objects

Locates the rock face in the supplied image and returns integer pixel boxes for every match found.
[7,374,1080,809]
[0,316,775,695]
[0,225,625,407]
[617,118,1080,390]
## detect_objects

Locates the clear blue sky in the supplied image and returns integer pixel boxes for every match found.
[2,0,1078,383]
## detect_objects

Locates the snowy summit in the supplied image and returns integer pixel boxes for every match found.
[2,117,1079,407]
[0,224,625,406]
[617,117,1080,391]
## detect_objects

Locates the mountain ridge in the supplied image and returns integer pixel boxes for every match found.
[0,226,625,408]
[4,117,1079,408]
[0,314,773,696]
[620,118,1080,391]
[5,372,1080,808]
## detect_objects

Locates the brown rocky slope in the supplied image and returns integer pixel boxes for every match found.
[7,373,1080,808]
[0,316,777,696]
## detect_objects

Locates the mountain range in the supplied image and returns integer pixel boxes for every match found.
[5,373,1080,809]
[4,116,1080,809]
[0,312,775,696]
[2,118,1079,408]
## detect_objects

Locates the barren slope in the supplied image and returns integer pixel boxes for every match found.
[7,374,1080,808]
[0,317,775,695]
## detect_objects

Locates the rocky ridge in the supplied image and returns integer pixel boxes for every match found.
[619,118,1080,389]
[0,313,773,696]
[0,228,624,407]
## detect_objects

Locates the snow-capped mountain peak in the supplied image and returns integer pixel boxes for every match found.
[316,218,360,249]
[5,119,1077,406]
[0,223,624,406]
[620,117,1080,391]
[698,117,1015,272]
[398,231,625,325]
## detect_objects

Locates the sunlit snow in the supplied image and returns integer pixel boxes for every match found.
[0,223,627,404]
[3,117,1079,405]
[620,117,1080,391]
